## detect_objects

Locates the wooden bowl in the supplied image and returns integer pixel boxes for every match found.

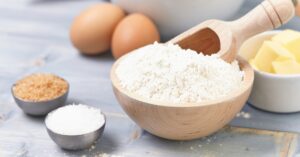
[110,55,254,140]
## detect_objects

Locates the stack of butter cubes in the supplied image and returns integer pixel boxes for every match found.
[250,30,300,74]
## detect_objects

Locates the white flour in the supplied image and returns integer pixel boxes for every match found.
[116,43,244,104]
[46,104,105,135]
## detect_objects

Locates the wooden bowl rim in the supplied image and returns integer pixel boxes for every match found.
[110,51,254,108]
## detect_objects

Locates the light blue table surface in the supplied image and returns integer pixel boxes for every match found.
[1,0,300,156]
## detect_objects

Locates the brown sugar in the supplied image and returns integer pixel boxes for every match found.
[13,73,68,102]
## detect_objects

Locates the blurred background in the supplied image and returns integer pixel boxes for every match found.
[1,1,300,157]
[1,0,300,42]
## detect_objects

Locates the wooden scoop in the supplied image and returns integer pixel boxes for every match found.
[169,0,299,62]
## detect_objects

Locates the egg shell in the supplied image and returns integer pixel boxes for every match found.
[70,3,125,55]
[112,13,160,59]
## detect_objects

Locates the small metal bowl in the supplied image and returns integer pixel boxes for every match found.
[11,76,69,116]
[45,109,106,150]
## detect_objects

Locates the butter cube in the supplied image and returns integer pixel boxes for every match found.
[272,30,300,62]
[272,59,300,74]
[253,41,295,73]
[249,59,259,70]
[272,30,300,44]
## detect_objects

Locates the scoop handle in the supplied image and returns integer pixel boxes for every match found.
[229,0,296,47]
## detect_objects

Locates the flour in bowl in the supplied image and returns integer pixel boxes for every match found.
[115,42,244,104]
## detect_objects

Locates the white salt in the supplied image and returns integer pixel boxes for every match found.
[116,42,244,104]
[46,104,105,135]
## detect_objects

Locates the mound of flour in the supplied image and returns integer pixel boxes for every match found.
[116,43,244,104]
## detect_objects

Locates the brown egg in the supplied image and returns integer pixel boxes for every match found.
[296,3,300,17]
[112,13,160,59]
[70,3,125,55]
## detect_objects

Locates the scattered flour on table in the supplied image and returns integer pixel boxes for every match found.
[236,111,251,119]
[46,104,105,135]
[94,153,123,157]
[116,42,244,104]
